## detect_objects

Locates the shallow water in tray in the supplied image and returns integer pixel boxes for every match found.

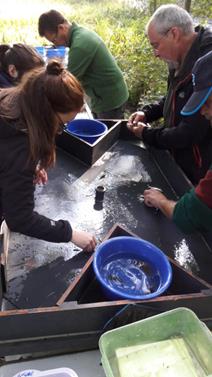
[102,257,160,295]
[114,337,207,377]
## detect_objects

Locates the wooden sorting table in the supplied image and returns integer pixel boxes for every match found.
[0,120,211,361]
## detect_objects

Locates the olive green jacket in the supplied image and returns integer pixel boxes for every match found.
[68,22,128,113]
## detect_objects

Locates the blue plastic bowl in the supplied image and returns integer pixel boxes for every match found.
[46,46,68,58]
[46,46,69,67]
[66,119,108,144]
[93,236,172,301]
[35,46,46,59]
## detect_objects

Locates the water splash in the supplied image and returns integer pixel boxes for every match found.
[173,239,199,273]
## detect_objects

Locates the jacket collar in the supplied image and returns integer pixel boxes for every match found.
[68,21,77,46]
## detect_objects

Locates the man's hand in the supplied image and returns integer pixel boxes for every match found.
[144,188,177,219]
[127,111,149,138]
[144,188,166,208]
[127,121,147,138]
[128,111,146,126]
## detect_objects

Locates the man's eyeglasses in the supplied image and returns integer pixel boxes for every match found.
[151,28,172,52]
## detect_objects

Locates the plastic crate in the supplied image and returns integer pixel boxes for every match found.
[99,308,212,377]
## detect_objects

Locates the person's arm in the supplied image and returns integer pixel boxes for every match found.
[1,144,92,244]
[127,98,165,130]
[173,189,212,233]
[173,167,212,233]
[141,96,165,123]
[195,168,212,208]
[2,165,73,243]
[3,166,97,248]
[128,104,211,149]
[143,189,176,219]
[144,187,212,234]
[71,229,96,252]
[142,111,211,149]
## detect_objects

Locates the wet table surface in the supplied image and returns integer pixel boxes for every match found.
[5,139,212,308]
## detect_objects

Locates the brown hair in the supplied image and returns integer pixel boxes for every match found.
[0,60,84,169]
[38,10,67,36]
[0,43,44,81]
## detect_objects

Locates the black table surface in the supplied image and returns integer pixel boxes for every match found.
[5,139,212,309]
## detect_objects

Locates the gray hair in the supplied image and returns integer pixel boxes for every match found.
[146,4,194,36]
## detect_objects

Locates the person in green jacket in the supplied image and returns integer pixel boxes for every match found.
[38,9,129,119]
[143,51,212,234]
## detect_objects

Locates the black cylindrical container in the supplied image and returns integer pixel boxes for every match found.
[95,185,106,202]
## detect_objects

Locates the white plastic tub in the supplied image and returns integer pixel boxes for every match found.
[13,370,40,377]
[13,368,78,377]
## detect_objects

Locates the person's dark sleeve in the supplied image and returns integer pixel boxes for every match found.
[0,73,13,88]
[0,189,2,225]
[141,97,165,123]
[2,151,72,243]
[173,188,212,234]
[142,111,211,149]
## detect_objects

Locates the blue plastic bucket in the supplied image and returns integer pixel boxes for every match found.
[93,236,172,300]
[35,46,46,60]
[46,46,69,67]
[66,119,108,144]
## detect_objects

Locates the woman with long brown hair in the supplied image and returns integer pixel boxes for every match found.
[0,43,44,88]
[0,60,96,251]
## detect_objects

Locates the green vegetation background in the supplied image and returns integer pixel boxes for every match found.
[0,0,211,110]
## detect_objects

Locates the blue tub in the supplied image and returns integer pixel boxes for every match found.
[93,236,172,301]
[66,119,108,144]
[46,46,69,67]
[35,46,46,60]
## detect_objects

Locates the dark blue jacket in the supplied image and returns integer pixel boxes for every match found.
[0,71,13,88]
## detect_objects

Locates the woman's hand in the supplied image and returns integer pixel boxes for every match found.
[71,229,97,252]
[34,167,48,185]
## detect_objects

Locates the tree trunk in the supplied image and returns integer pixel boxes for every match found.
[149,0,157,15]
[184,0,192,12]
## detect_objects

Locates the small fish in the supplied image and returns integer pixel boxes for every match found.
[148,185,163,192]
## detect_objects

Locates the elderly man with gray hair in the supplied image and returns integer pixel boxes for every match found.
[128,4,212,185]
